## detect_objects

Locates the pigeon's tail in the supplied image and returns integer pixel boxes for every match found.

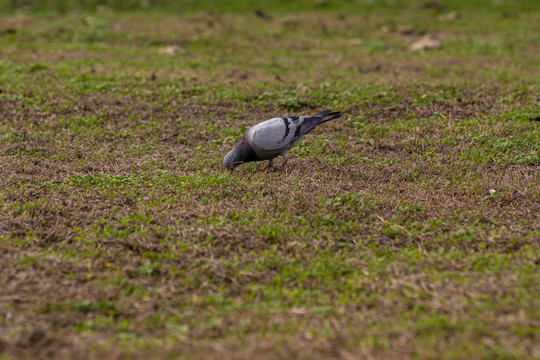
[316,110,342,124]
[299,110,342,136]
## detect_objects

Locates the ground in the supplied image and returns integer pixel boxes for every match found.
[0,0,539,359]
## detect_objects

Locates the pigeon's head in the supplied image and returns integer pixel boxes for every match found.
[223,136,257,171]
[223,146,244,170]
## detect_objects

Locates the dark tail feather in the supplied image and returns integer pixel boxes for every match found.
[317,110,342,124]
[299,110,342,136]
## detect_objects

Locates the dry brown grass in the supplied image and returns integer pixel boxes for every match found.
[1,6,539,360]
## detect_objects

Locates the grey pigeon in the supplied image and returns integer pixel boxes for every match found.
[223,110,342,171]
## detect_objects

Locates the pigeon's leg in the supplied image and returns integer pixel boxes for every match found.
[263,158,275,170]
[277,152,289,172]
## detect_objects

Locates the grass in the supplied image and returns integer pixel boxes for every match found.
[0,0,539,359]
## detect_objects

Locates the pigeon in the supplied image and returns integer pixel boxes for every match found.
[223,110,342,171]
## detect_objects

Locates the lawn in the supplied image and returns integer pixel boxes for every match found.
[0,0,539,359]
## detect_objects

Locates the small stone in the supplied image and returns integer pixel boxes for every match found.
[409,35,442,51]
[437,11,459,21]
[158,45,180,55]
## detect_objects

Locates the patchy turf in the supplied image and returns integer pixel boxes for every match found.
[0,1,539,359]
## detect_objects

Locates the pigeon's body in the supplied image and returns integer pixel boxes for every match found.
[223,110,341,171]
[246,116,303,159]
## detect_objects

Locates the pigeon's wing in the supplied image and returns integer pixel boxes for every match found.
[246,111,341,159]
[247,116,304,153]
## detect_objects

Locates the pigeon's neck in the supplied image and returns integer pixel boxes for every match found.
[237,140,258,163]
